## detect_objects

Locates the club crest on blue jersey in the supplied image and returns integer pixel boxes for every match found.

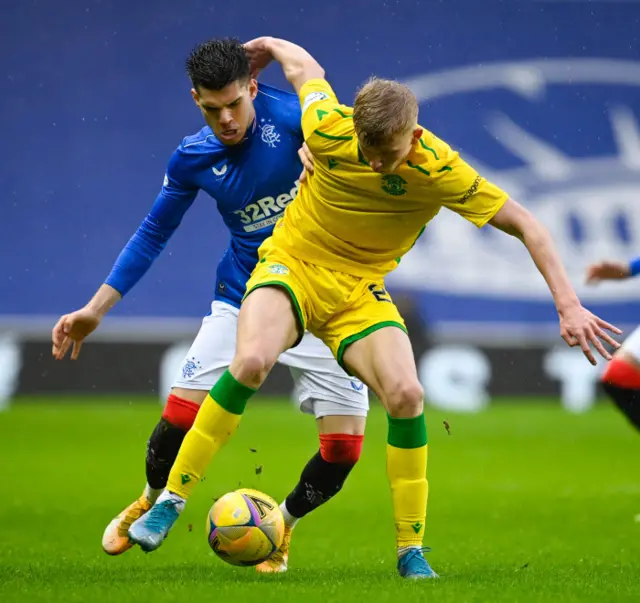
[259,118,280,148]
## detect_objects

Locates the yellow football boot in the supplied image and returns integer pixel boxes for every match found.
[255,525,293,573]
[102,495,152,555]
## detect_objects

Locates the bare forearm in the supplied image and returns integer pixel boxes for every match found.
[488,199,620,363]
[521,223,580,313]
[489,198,580,315]
[263,37,324,91]
[86,283,122,318]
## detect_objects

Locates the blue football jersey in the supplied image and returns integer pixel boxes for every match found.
[105,83,303,309]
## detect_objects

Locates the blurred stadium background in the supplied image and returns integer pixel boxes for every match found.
[2,0,639,413]
[2,2,640,601]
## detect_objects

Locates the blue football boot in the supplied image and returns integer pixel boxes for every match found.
[128,498,181,552]
[397,547,439,579]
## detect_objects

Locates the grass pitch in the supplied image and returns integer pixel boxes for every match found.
[1,397,639,602]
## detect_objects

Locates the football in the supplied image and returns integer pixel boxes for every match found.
[206,488,285,566]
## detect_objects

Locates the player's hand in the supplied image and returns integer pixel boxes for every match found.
[244,37,274,79]
[558,304,622,365]
[298,142,315,183]
[586,260,631,285]
[51,307,102,360]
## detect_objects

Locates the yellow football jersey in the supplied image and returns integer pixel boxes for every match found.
[270,78,509,279]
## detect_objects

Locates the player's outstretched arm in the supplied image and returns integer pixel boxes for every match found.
[51,284,121,360]
[586,256,640,284]
[488,198,622,365]
[52,153,199,361]
[244,37,324,93]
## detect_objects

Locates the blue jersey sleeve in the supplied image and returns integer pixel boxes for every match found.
[104,149,199,296]
[630,256,640,277]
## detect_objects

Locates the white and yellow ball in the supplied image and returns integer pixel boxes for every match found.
[206,488,284,566]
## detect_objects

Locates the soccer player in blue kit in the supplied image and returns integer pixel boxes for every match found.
[51,38,368,573]
[587,255,640,431]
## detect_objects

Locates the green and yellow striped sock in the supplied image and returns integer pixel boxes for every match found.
[386,413,428,548]
[167,370,255,499]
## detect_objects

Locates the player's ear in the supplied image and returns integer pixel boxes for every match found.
[248,78,259,100]
[412,128,423,143]
[190,88,200,107]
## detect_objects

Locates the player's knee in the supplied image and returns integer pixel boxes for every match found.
[231,349,277,388]
[385,379,424,418]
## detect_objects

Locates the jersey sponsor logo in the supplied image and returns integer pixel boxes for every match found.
[388,58,640,310]
[268,263,289,275]
[233,180,300,232]
[212,164,228,177]
[381,174,407,196]
[259,118,280,148]
[460,175,482,204]
[302,91,330,114]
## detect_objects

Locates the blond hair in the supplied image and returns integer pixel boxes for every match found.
[353,77,418,147]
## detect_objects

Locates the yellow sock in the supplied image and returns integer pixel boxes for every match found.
[386,413,428,548]
[167,370,255,499]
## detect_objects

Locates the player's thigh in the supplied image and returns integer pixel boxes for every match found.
[618,326,640,365]
[170,301,238,402]
[235,255,310,377]
[281,331,369,426]
[343,326,423,418]
[325,284,423,418]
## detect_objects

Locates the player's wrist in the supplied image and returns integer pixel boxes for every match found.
[555,294,581,316]
[87,284,121,318]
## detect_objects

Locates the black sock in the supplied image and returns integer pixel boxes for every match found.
[284,451,356,518]
[602,382,640,431]
[145,418,188,490]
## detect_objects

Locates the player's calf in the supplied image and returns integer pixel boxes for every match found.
[102,393,200,555]
[601,353,640,431]
[283,432,364,519]
[256,432,364,573]
[342,326,433,573]
[145,393,201,495]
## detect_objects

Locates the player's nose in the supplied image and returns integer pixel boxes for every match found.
[219,108,234,126]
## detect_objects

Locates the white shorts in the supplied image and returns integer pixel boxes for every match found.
[172,301,369,419]
[621,326,640,362]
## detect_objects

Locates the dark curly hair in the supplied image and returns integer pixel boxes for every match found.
[185,38,250,91]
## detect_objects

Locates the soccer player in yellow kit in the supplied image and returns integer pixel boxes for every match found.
[130,37,622,578]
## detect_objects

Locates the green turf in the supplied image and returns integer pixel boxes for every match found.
[1,397,639,602]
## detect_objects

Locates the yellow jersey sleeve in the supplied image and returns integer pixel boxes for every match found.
[431,149,508,228]
[299,78,341,139]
